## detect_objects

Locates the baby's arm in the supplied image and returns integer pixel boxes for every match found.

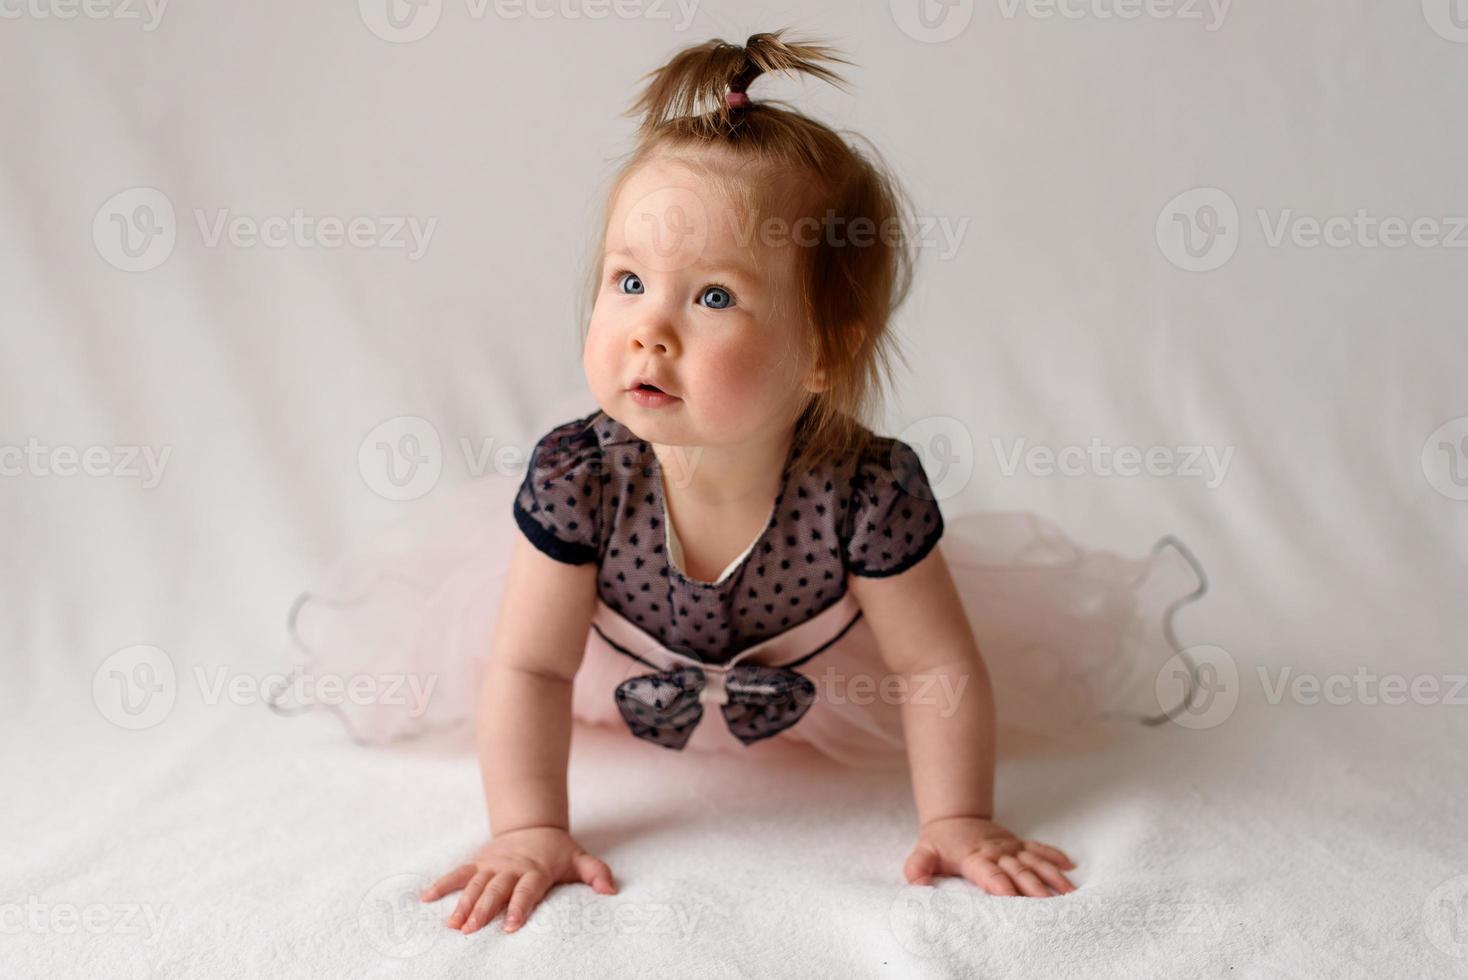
[420,532,616,933]
[481,531,600,833]
[848,545,1078,898]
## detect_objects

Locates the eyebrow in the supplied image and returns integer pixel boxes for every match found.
[603,248,760,286]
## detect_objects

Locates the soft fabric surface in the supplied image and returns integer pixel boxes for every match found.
[4,670,1465,977]
[5,1,1466,976]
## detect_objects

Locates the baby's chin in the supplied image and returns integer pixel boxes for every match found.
[596,394,696,446]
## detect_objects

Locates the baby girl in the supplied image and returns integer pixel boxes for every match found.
[411,31,1080,935]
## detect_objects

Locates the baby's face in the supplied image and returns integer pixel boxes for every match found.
[583,154,821,451]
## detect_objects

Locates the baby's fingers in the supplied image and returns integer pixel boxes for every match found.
[503,871,550,932]
[1018,852,1076,895]
[959,853,1019,897]
[422,864,475,904]
[903,843,940,886]
[446,869,491,929]
[1023,840,1076,870]
[463,871,517,934]
[997,855,1051,899]
[574,853,617,895]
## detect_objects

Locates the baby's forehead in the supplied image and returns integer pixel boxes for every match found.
[605,154,813,272]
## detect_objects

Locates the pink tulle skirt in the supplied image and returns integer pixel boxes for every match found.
[275,469,1207,767]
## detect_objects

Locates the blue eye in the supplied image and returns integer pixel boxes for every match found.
[616,271,644,295]
[699,285,734,310]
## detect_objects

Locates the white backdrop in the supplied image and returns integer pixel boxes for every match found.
[4,2,1467,977]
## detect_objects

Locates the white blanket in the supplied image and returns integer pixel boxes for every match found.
[4,1,1466,976]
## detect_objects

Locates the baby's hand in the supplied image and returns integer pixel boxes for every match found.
[904,816,1077,898]
[420,826,617,934]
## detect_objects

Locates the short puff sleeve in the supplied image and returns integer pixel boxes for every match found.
[512,417,606,565]
[843,436,945,577]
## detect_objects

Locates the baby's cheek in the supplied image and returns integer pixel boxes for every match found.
[694,345,789,425]
[582,328,618,397]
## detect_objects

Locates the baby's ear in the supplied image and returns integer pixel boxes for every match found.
[803,362,827,394]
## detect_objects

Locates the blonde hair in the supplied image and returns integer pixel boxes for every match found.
[578,30,918,477]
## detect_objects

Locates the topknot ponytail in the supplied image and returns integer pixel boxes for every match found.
[625,30,851,139]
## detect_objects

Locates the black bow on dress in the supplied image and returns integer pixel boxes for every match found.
[593,609,863,751]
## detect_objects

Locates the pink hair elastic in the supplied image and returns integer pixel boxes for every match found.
[726,91,751,109]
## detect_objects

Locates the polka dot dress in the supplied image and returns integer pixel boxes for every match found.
[512,411,944,664]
